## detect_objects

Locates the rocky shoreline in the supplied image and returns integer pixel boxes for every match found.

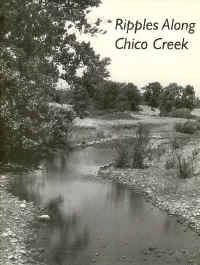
[1,133,200,264]
[97,162,200,236]
[0,174,46,265]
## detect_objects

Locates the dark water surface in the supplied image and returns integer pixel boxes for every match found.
[12,147,200,265]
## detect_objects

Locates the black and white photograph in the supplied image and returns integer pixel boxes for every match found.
[1,1,200,264]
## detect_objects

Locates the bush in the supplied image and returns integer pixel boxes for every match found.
[169,108,194,119]
[165,136,199,178]
[175,120,198,134]
[114,141,130,168]
[114,123,150,169]
[176,154,193,179]
[165,157,176,169]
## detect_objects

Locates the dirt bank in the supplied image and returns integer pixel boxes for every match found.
[0,173,46,265]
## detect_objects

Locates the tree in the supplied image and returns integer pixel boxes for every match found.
[182,85,195,110]
[159,83,196,114]
[142,82,163,108]
[116,82,141,111]
[124,83,142,111]
[94,80,119,110]
[0,0,109,158]
[72,85,90,118]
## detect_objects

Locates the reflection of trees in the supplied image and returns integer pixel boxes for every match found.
[9,173,42,203]
[127,189,144,217]
[42,196,90,265]
[163,216,179,235]
[107,182,126,205]
[107,182,144,216]
[45,151,70,178]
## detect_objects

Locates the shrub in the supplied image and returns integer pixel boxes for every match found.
[176,154,193,179]
[174,120,198,134]
[166,137,199,178]
[165,157,176,170]
[96,130,106,139]
[114,141,130,168]
[169,108,194,119]
[114,123,150,169]
[129,124,150,168]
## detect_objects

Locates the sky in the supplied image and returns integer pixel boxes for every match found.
[86,0,200,96]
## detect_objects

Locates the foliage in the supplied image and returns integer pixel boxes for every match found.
[94,80,119,110]
[175,154,193,179]
[167,108,194,119]
[94,80,142,111]
[159,83,195,114]
[0,0,110,159]
[165,136,199,178]
[114,140,130,168]
[72,85,90,118]
[114,124,150,169]
[174,120,199,134]
[165,157,176,170]
[130,123,150,168]
[142,82,163,108]
[116,83,142,111]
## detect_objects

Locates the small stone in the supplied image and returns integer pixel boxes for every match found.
[8,255,15,260]
[37,215,50,221]
[20,203,26,209]
[10,238,18,243]
[19,250,26,255]
[1,232,8,237]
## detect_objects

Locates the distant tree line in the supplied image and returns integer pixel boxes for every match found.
[142,82,196,114]
[59,80,197,116]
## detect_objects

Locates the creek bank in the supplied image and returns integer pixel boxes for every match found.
[0,173,47,265]
[98,162,200,236]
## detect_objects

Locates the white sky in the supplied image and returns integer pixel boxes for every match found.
[86,0,200,96]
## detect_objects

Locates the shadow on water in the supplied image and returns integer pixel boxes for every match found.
[9,146,200,265]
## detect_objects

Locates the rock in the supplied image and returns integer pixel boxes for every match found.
[20,203,26,209]
[1,232,9,238]
[37,214,50,221]
[19,250,26,255]
[148,246,157,251]
[10,238,18,243]
[8,255,15,260]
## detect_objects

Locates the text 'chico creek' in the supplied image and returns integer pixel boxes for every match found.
[115,37,189,50]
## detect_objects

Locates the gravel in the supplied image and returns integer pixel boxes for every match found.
[0,174,46,265]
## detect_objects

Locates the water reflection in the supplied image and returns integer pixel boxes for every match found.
[11,147,200,265]
[43,197,90,265]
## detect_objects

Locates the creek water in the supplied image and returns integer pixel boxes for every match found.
[11,146,200,265]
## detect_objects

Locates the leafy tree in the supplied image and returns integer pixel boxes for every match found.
[159,83,196,114]
[124,83,142,111]
[142,82,163,108]
[116,83,141,111]
[94,80,119,110]
[0,0,108,158]
[182,85,195,110]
